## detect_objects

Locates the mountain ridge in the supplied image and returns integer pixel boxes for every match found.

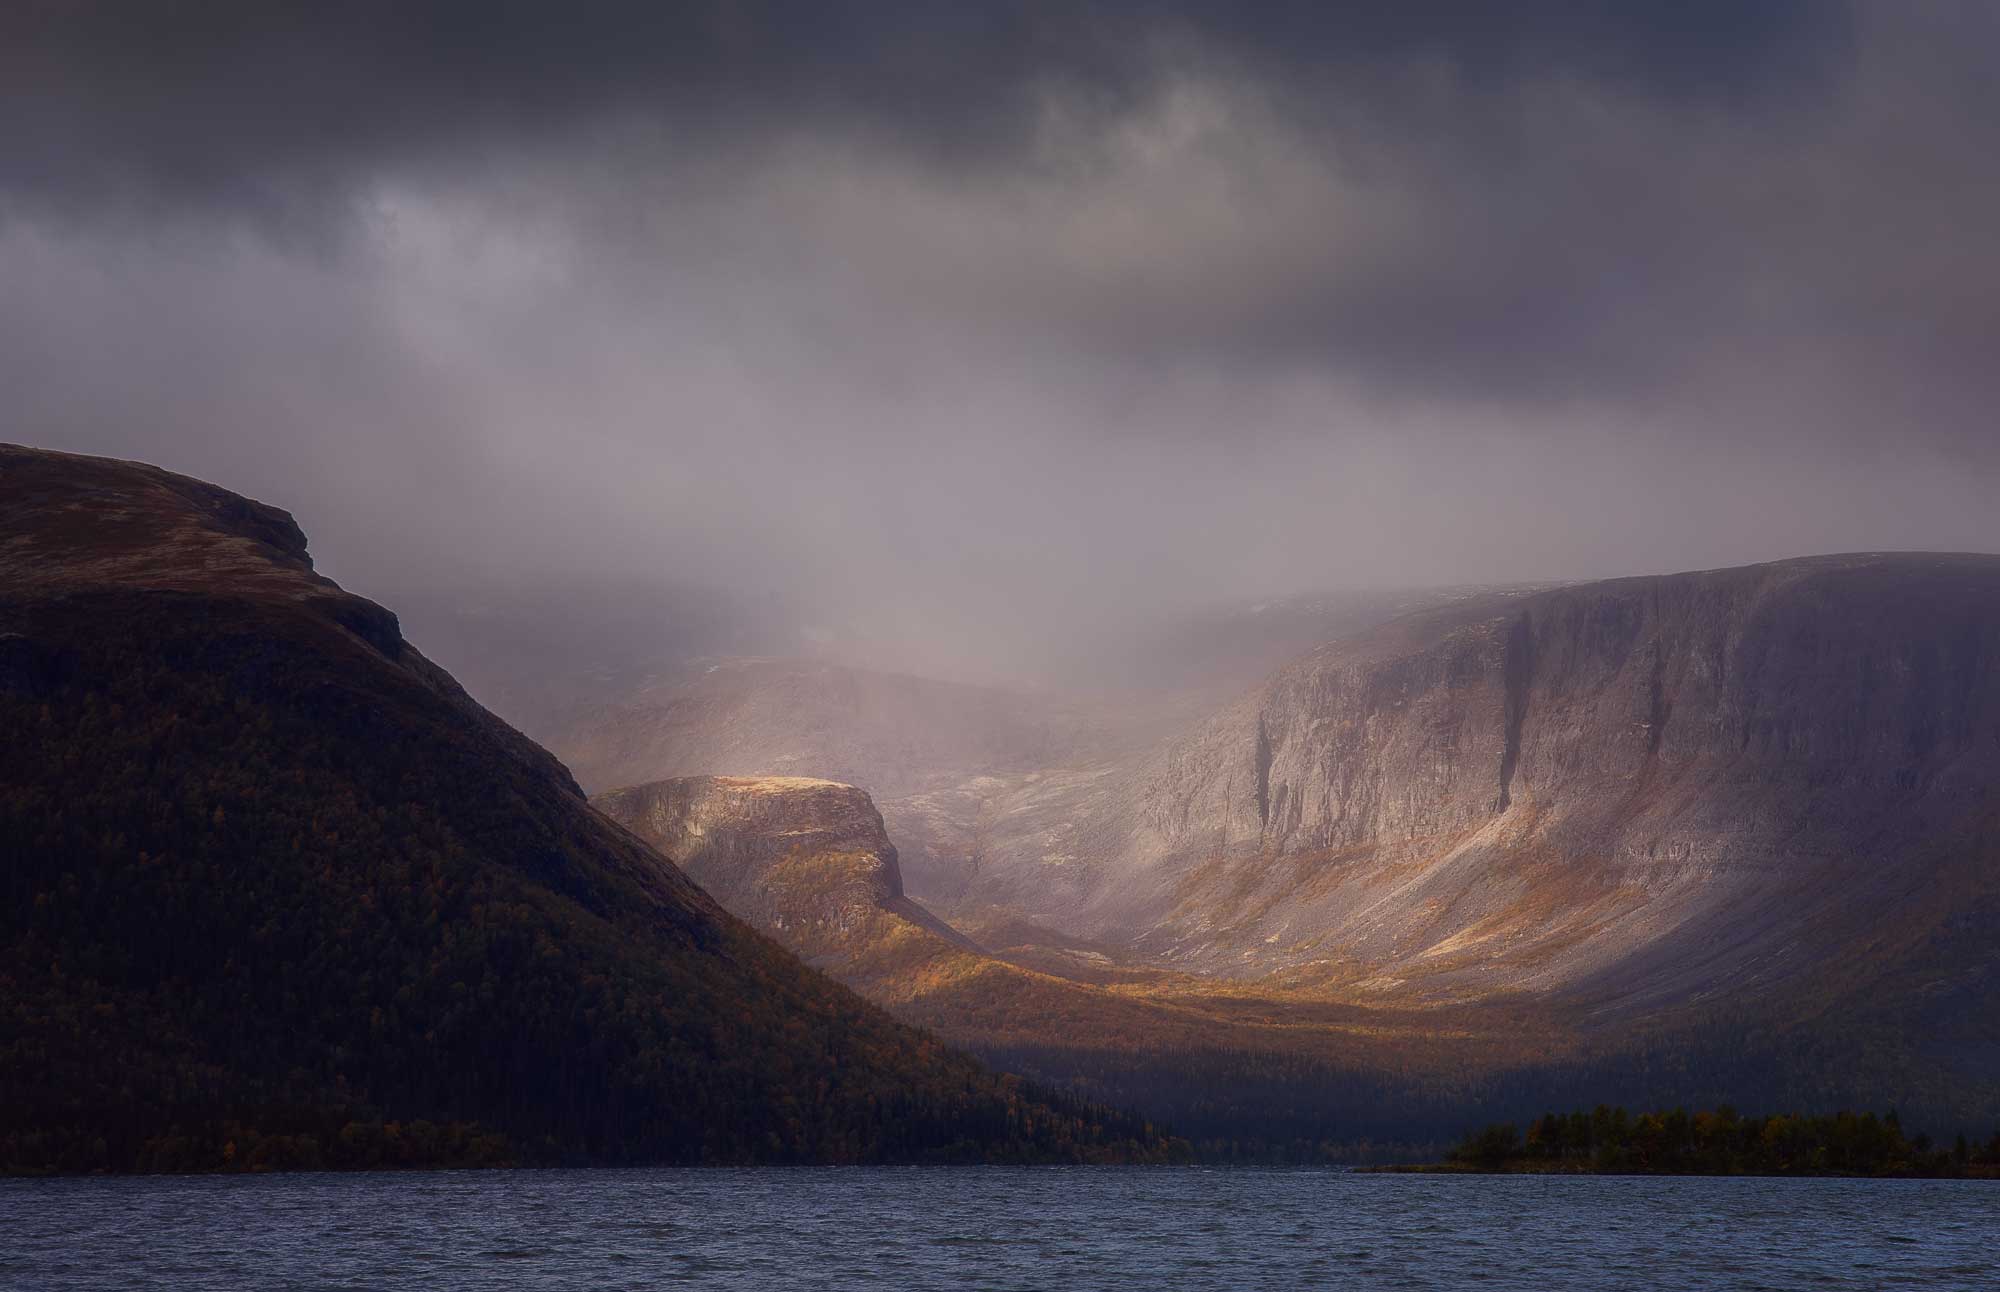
[1094,552,2000,1005]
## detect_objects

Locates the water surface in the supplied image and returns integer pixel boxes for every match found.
[3,1168,1994,1290]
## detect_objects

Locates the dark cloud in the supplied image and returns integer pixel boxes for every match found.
[3,3,1997,686]
[3,2,1839,223]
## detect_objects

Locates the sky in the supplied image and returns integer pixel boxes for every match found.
[6,3,2000,683]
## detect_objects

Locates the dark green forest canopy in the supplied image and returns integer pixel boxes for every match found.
[1439,1106,2000,1177]
[0,445,1179,1172]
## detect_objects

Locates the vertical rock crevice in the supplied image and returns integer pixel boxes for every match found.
[1253,715,1274,830]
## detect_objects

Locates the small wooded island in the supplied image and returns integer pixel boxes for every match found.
[1383,1107,2000,1178]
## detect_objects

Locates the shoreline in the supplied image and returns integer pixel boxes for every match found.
[1364,1163,2000,1180]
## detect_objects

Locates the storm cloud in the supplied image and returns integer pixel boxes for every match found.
[4,3,1997,683]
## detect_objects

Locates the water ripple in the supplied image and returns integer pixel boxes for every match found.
[0,1169,1995,1290]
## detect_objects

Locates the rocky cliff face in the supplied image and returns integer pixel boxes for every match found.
[592,775,971,964]
[1085,554,2000,1014]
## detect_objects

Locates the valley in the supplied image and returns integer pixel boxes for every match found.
[8,442,1995,1162]
[13,6,2000,1284]
[521,555,2000,1149]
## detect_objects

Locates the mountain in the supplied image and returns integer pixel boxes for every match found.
[0,444,1175,1173]
[1080,555,2000,1014]
[985,552,2000,1137]
[583,555,2000,1147]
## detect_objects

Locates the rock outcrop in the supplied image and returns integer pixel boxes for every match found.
[592,775,972,966]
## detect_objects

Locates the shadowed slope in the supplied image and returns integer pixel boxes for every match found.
[0,444,1173,1172]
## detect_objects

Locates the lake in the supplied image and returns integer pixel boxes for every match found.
[2,1168,1994,1290]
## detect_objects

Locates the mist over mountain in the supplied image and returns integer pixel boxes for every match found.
[8,3,2000,685]
[529,551,2000,1144]
[9,0,2000,1180]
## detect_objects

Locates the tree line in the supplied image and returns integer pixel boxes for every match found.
[1449,1105,2000,1176]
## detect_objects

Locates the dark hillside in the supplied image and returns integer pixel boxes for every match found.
[0,444,1172,1172]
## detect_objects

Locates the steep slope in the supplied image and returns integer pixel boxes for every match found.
[591,776,974,972]
[0,444,1172,1173]
[1084,555,2000,1022]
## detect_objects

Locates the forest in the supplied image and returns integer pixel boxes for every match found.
[975,996,2000,1167]
[1439,1106,2000,1177]
[0,587,1183,1174]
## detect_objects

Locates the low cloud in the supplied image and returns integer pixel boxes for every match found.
[4,3,1997,683]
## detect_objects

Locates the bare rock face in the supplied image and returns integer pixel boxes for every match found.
[1093,554,2000,1013]
[593,775,971,965]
